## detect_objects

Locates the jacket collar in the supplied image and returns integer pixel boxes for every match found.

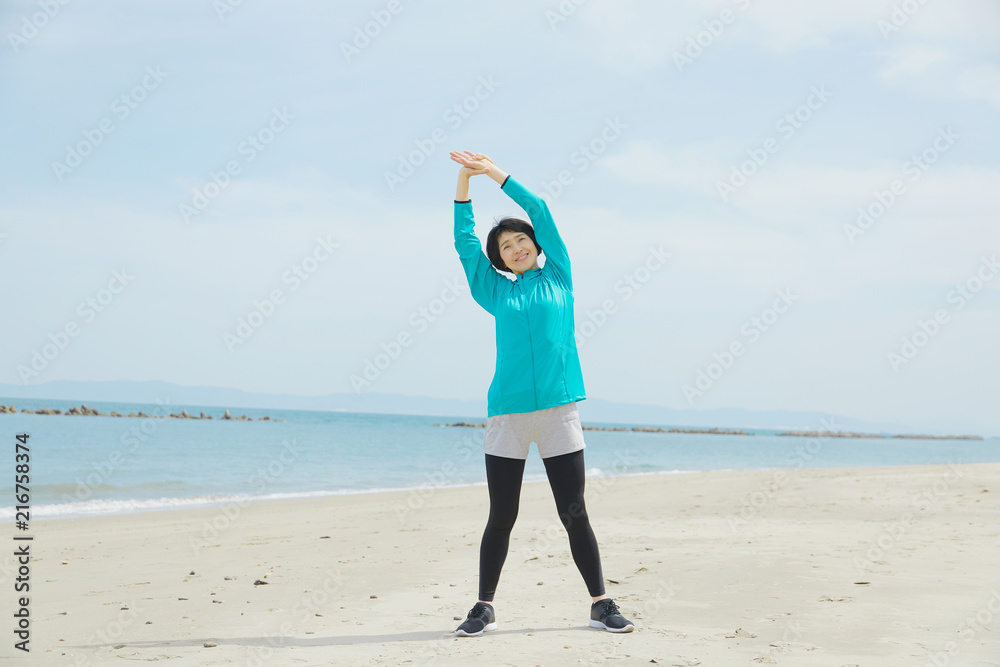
[514,266,542,282]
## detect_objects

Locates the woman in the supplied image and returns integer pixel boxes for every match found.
[449,150,634,636]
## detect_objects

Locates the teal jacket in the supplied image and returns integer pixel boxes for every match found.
[454,174,586,417]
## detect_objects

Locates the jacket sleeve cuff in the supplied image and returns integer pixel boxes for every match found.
[454,199,471,204]
[500,174,510,189]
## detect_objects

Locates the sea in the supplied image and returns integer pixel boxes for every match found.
[2,396,998,521]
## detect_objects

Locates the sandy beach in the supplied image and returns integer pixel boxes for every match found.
[7,462,1000,666]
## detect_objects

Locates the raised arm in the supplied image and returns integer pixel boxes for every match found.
[452,160,502,315]
[498,174,572,291]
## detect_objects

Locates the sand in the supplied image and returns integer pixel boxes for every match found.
[5,462,1000,666]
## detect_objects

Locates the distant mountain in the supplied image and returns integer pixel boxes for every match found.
[0,380,994,438]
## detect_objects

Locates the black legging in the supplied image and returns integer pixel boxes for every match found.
[478,450,605,601]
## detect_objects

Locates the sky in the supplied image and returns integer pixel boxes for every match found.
[2,0,998,434]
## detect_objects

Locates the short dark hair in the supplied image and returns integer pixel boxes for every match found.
[485,217,543,273]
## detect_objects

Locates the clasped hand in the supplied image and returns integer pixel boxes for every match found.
[450,150,494,177]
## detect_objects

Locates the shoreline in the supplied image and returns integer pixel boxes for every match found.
[3,459,986,523]
[8,468,707,522]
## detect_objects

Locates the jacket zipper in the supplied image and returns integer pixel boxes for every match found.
[520,278,538,409]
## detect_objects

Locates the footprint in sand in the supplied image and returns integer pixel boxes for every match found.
[723,627,758,638]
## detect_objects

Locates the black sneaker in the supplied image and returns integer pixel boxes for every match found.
[454,602,497,637]
[589,598,635,633]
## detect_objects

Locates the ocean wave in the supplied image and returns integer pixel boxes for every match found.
[0,467,697,521]
[4,481,186,495]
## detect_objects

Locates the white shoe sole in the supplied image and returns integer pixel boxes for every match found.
[589,619,635,633]
[454,621,497,637]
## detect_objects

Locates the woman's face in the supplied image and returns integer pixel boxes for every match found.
[497,230,539,275]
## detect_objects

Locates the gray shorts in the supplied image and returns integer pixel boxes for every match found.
[483,401,586,460]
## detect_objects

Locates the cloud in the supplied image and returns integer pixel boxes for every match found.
[956,63,1000,111]
[589,133,1000,308]
[600,138,738,196]
[875,2,1000,109]
[735,0,889,53]
[564,0,999,77]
